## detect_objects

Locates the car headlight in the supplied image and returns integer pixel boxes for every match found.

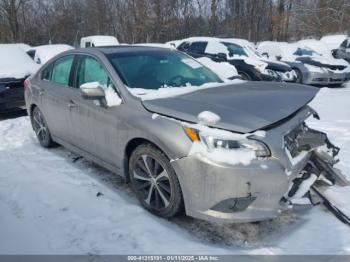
[183,127,271,157]
[304,64,325,73]
[257,67,279,78]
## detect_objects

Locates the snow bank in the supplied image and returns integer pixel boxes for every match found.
[0,44,39,79]
[196,57,238,81]
[33,44,73,64]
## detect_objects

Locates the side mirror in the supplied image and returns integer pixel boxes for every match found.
[80,82,105,100]
[217,53,227,61]
[276,55,282,61]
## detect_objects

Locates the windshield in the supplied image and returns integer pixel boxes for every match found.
[107,50,221,89]
[221,42,248,57]
[293,47,319,57]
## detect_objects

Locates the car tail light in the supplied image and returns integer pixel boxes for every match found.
[24,79,30,90]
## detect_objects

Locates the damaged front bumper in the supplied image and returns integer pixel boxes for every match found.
[171,107,349,223]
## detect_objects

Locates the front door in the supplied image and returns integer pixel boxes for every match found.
[67,55,124,168]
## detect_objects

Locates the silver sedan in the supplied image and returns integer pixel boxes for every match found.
[25,47,347,223]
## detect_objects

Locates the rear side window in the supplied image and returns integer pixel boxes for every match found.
[51,56,74,86]
[189,42,207,54]
[76,56,110,88]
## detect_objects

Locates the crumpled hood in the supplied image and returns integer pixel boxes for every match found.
[264,60,292,72]
[142,82,319,133]
[297,56,348,70]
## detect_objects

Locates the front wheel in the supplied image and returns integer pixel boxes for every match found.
[31,106,54,148]
[238,71,252,81]
[129,144,184,218]
[294,69,303,84]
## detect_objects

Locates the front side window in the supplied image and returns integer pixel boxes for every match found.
[51,55,74,86]
[76,56,110,88]
[108,50,221,90]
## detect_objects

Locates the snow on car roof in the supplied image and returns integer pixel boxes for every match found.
[0,44,39,79]
[166,40,184,48]
[298,39,332,57]
[81,35,119,47]
[14,43,32,52]
[320,34,348,50]
[32,44,74,64]
[258,41,304,61]
[221,38,255,48]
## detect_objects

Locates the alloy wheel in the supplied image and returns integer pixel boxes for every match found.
[132,154,172,210]
[32,108,49,145]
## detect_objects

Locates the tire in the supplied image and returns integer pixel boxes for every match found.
[294,69,303,84]
[129,144,184,218]
[31,106,54,148]
[238,71,252,81]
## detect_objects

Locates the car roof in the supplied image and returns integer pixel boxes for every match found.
[73,45,176,55]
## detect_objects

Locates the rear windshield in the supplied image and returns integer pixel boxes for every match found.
[107,50,221,89]
[222,42,248,57]
[293,47,318,57]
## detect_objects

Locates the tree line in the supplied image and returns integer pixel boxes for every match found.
[0,0,349,46]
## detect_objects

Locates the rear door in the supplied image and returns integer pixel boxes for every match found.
[39,55,77,140]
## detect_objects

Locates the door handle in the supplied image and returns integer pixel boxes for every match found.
[67,101,76,109]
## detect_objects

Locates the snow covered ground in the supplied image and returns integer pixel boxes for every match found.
[0,85,350,255]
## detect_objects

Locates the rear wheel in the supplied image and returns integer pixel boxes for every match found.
[129,144,184,218]
[31,106,54,148]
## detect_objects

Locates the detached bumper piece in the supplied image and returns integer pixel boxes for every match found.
[282,127,349,206]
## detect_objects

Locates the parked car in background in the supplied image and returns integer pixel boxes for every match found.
[176,37,296,82]
[133,43,176,49]
[320,34,348,58]
[80,35,119,48]
[258,41,350,86]
[335,37,350,63]
[25,46,347,223]
[298,39,334,58]
[28,44,74,65]
[136,42,239,81]
[0,44,39,112]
